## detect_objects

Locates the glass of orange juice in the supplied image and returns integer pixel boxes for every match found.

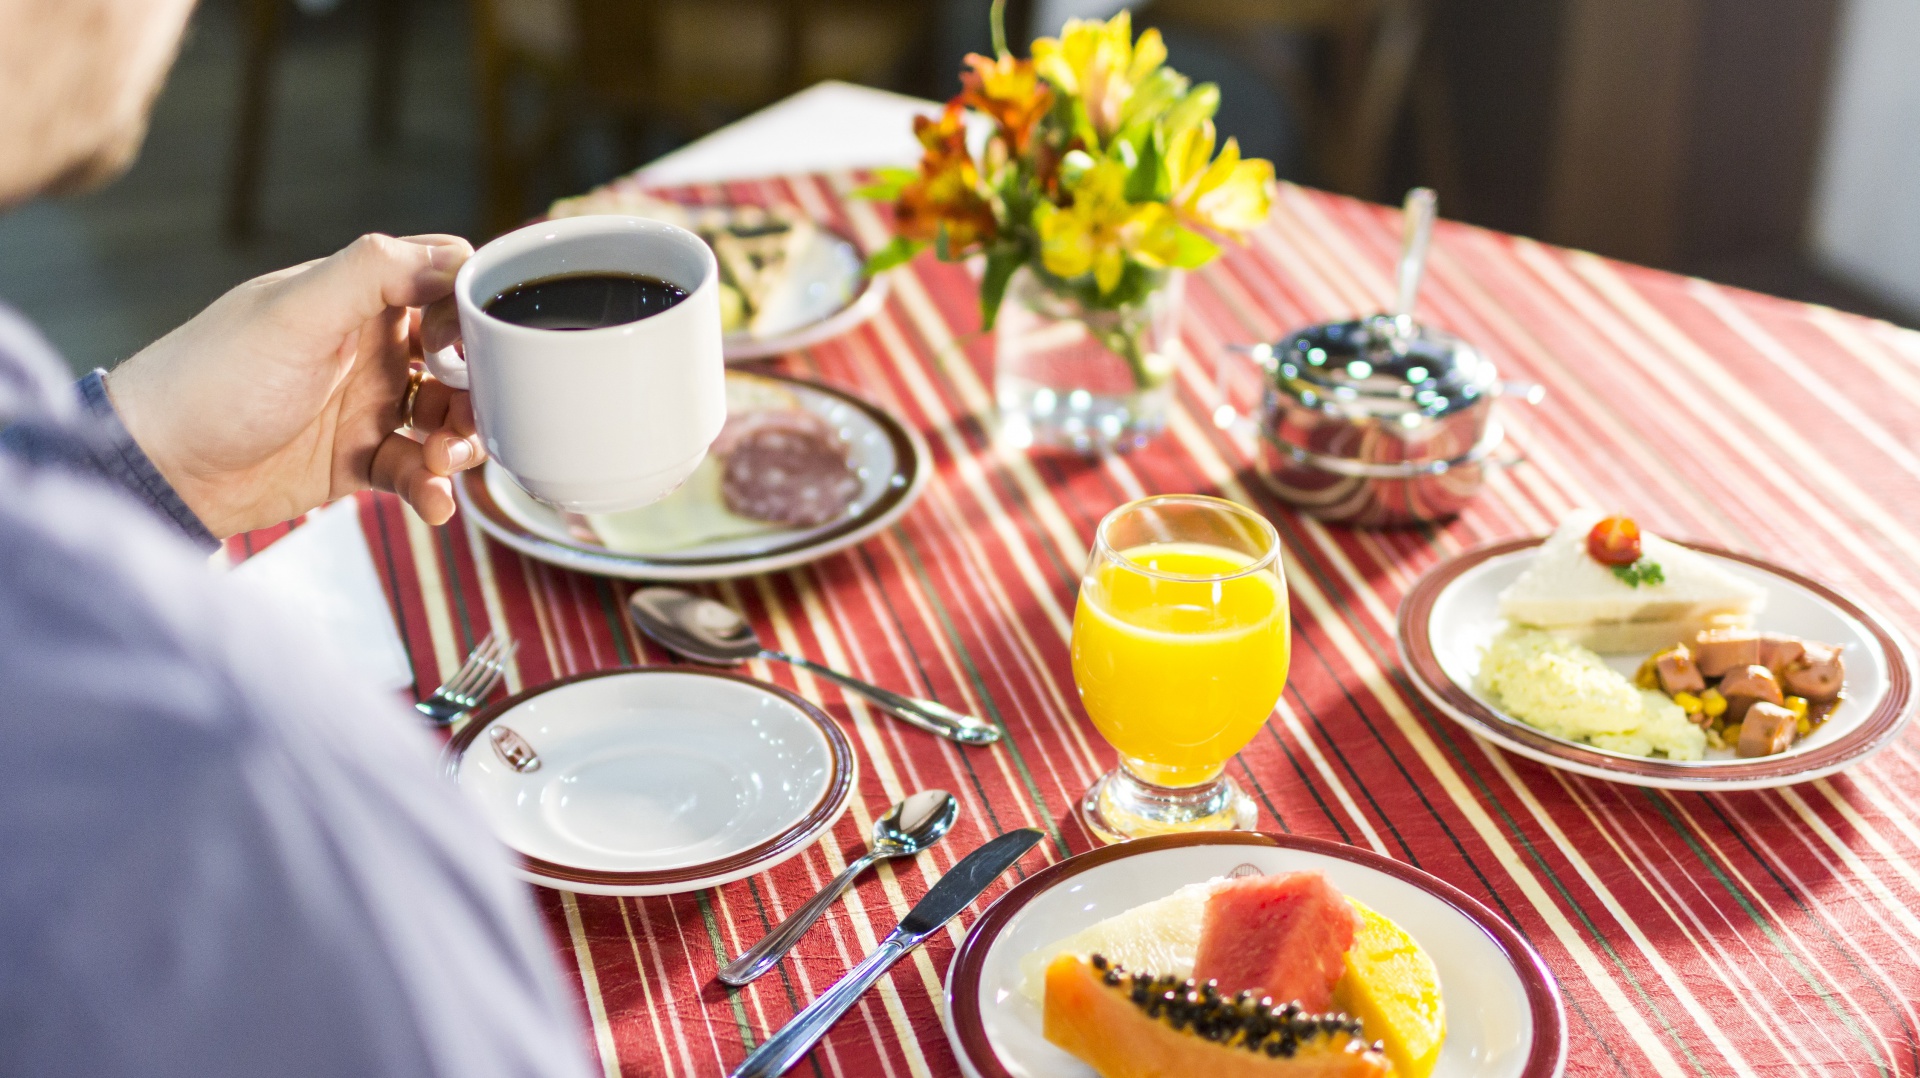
[1071,494,1290,843]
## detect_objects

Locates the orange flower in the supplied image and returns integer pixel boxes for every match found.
[960,52,1053,155]
[894,103,997,255]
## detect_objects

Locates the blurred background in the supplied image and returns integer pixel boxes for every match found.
[5,0,1915,376]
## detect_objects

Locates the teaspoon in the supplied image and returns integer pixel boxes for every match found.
[627,587,1001,746]
[717,789,961,986]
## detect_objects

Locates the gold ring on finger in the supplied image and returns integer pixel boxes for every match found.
[401,365,426,431]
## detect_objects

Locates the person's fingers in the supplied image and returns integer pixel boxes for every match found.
[423,428,487,476]
[370,432,457,524]
[402,382,486,475]
[279,233,475,341]
[421,294,462,355]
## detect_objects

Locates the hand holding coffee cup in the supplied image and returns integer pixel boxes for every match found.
[426,215,727,513]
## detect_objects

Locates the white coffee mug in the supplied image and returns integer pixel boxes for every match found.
[425,215,726,513]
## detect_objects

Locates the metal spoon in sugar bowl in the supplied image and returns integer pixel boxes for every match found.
[717,789,961,986]
[626,586,1001,746]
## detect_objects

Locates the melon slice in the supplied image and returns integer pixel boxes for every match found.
[1192,872,1359,1012]
[1017,878,1223,1002]
[1043,954,1392,1078]
[1334,899,1445,1078]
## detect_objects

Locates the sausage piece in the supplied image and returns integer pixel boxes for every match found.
[1654,647,1706,695]
[1756,634,1806,677]
[1693,629,1762,678]
[1783,643,1845,702]
[1717,664,1783,723]
[1737,701,1800,758]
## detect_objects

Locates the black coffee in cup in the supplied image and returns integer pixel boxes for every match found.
[484,272,689,330]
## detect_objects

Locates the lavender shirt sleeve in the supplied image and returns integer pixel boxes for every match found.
[0,368,217,550]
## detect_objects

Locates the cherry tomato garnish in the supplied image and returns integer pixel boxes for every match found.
[1587,515,1643,566]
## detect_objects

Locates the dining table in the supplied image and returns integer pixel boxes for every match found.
[235,85,1920,1078]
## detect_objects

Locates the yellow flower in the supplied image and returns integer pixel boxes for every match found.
[1031,11,1171,144]
[1165,118,1274,238]
[1034,155,1185,294]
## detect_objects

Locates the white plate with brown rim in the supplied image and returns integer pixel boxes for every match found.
[943,832,1565,1078]
[457,371,928,581]
[445,667,855,895]
[1398,537,1916,790]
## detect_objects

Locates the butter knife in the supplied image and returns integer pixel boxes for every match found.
[727,828,1046,1078]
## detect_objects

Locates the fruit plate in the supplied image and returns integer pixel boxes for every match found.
[457,371,928,581]
[944,832,1565,1078]
[1399,537,1916,790]
[444,667,855,895]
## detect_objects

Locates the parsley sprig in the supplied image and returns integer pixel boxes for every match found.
[1611,558,1665,588]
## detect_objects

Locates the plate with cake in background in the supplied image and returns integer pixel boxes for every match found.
[547,184,889,361]
[944,832,1565,1078]
[1398,509,1915,789]
[458,371,928,580]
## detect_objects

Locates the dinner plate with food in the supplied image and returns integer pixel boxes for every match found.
[445,667,856,895]
[1399,509,1915,789]
[547,185,888,361]
[945,832,1564,1078]
[458,371,928,580]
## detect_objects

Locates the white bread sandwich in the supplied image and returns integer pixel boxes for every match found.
[1497,510,1765,653]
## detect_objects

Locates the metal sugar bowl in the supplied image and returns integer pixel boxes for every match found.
[1247,316,1537,525]
[1222,189,1541,526]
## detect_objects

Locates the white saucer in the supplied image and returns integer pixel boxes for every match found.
[944,833,1565,1078]
[446,667,855,895]
[458,372,927,581]
[1399,537,1915,789]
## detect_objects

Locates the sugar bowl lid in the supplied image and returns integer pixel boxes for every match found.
[1259,315,1495,424]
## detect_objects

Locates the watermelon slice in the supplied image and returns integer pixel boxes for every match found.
[1191,871,1359,1011]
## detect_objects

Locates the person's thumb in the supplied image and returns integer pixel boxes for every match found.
[277,233,472,339]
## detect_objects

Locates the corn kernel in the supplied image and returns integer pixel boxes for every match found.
[1634,657,1660,691]
[1786,695,1809,719]
[1796,716,1812,737]
[1701,687,1728,719]
[1672,691,1703,714]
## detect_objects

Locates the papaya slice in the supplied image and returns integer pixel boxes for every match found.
[1042,953,1394,1078]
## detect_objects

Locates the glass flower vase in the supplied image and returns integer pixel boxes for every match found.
[994,267,1186,454]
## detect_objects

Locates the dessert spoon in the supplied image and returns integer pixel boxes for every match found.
[626,586,1001,745]
[717,789,961,987]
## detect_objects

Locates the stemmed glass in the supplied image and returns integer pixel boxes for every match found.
[1071,495,1291,843]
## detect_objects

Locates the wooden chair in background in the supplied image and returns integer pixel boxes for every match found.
[473,0,937,236]
[228,0,408,239]
[1137,0,1460,202]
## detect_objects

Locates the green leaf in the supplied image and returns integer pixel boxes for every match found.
[1169,225,1220,269]
[1610,559,1666,588]
[978,246,1022,331]
[1163,82,1221,136]
[1124,129,1169,203]
[852,167,918,202]
[863,237,925,275]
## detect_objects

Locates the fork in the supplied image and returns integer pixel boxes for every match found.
[415,631,516,726]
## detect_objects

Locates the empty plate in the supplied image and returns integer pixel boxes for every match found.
[446,667,856,895]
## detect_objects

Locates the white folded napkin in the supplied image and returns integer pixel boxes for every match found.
[230,497,415,692]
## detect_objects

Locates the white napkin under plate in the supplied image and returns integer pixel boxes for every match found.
[229,497,415,692]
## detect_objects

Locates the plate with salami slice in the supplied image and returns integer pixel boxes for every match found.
[458,371,928,580]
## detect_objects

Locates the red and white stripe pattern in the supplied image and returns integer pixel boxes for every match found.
[264,175,1920,1076]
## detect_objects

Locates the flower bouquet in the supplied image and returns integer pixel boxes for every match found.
[863,3,1274,450]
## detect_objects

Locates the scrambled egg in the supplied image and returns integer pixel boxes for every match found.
[1479,627,1705,760]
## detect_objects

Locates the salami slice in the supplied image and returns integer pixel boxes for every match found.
[719,414,861,527]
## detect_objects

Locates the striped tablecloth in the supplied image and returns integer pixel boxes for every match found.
[298,176,1920,1076]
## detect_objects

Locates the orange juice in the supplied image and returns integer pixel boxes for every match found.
[1070,542,1290,787]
